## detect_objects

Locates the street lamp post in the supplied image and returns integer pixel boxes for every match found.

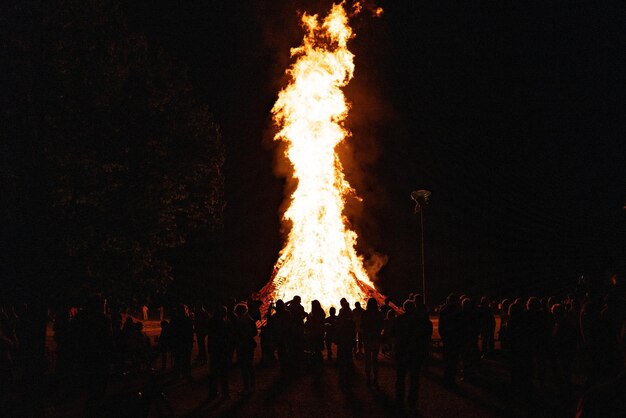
[411,189,431,306]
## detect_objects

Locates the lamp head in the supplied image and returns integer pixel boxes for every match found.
[411,189,431,203]
[411,189,431,213]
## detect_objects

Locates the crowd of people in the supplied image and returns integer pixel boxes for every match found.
[1,273,625,416]
[435,276,626,416]
[257,293,432,411]
[0,304,26,392]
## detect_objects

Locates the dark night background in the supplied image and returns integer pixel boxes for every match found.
[128,0,625,304]
[5,0,626,305]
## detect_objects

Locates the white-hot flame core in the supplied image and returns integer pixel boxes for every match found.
[270,3,375,311]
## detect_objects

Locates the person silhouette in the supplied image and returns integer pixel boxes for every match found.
[208,306,231,400]
[74,296,112,415]
[381,309,397,357]
[336,299,355,389]
[353,301,365,355]
[305,300,326,371]
[576,315,626,417]
[233,303,257,395]
[286,296,306,372]
[439,294,463,388]
[360,298,384,386]
[270,300,291,375]
[169,305,193,379]
[550,303,577,393]
[324,306,337,361]
[478,296,496,358]
[394,299,432,413]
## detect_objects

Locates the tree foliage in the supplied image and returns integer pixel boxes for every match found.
[1,0,224,303]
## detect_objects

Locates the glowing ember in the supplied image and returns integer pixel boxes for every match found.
[260,3,379,311]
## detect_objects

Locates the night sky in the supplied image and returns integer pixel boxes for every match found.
[125,0,624,304]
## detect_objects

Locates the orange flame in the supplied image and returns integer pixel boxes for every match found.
[267,3,378,311]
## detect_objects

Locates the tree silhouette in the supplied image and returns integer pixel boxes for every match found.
[1,0,224,304]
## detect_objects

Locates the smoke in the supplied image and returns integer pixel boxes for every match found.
[364,251,389,280]
[339,2,395,283]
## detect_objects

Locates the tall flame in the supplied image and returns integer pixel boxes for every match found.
[265,3,378,311]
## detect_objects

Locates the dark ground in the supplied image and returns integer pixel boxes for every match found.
[27,317,582,418]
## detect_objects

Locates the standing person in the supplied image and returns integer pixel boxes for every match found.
[381,309,397,357]
[0,314,17,394]
[225,298,237,365]
[157,320,171,370]
[169,305,194,379]
[52,306,71,383]
[305,300,326,371]
[525,296,552,386]
[336,298,356,390]
[580,294,624,388]
[478,296,496,358]
[142,305,149,321]
[126,321,149,372]
[208,306,231,400]
[324,307,338,361]
[74,296,113,416]
[195,305,210,365]
[260,302,276,366]
[121,316,135,368]
[439,294,463,388]
[460,297,481,381]
[233,304,257,395]
[360,298,384,386]
[394,299,432,413]
[352,301,365,355]
[270,300,291,375]
[286,295,306,323]
[550,303,577,394]
[576,299,626,417]
[506,301,533,399]
[286,296,306,372]
[380,297,392,320]
[247,297,262,324]
[499,298,511,341]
